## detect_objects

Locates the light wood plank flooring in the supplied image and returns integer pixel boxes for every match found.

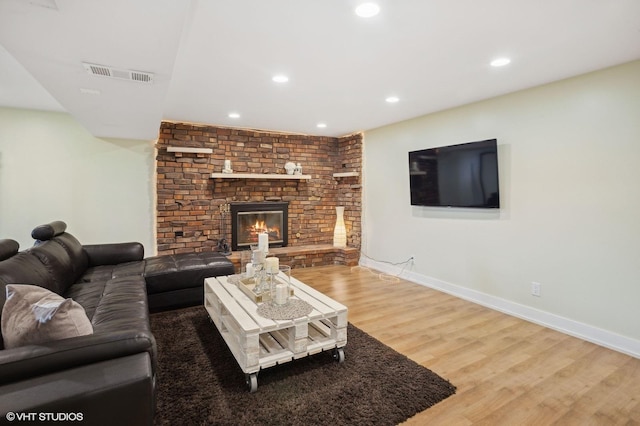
[291,265,640,425]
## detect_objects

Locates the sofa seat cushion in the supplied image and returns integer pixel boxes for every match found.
[144,252,234,295]
[91,276,150,334]
[64,281,108,320]
[2,284,93,349]
[79,261,145,283]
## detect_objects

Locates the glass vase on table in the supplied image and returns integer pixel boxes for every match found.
[271,265,291,306]
[251,246,268,295]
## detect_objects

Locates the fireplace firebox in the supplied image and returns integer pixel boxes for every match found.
[230,202,288,251]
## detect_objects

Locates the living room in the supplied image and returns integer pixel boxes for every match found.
[1,1,640,424]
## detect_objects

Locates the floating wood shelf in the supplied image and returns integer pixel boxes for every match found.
[167,146,213,154]
[210,173,311,180]
[332,171,359,178]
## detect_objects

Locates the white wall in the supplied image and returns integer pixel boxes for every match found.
[362,60,640,356]
[0,108,156,254]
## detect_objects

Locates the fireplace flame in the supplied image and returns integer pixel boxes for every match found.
[236,210,284,247]
[254,220,267,233]
[250,220,280,239]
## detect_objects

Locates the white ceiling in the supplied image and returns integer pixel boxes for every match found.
[1,0,639,140]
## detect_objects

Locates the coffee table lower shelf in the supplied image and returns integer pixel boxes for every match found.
[204,275,348,392]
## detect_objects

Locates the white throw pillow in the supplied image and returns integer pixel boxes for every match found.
[1,284,93,349]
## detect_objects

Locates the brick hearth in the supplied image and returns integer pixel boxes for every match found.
[227,245,360,273]
[155,122,362,267]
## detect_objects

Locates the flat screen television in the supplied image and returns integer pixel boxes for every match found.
[409,139,500,208]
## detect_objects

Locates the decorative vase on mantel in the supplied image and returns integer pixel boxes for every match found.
[333,206,347,248]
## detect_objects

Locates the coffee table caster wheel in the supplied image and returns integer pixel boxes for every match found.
[246,373,258,393]
[333,347,345,363]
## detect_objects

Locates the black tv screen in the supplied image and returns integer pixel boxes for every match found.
[409,139,500,208]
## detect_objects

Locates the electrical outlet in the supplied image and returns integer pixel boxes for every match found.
[531,282,541,297]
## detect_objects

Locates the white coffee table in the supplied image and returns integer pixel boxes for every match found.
[204,273,348,392]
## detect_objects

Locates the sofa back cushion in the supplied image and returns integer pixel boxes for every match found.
[0,228,88,327]
[29,241,78,296]
[0,239,19,261]
[31,221,89,283]
[0,240,19,349]
[0,252,55,294]
[50,233,89,282]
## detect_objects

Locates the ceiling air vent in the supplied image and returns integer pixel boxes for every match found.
[82,62,154,84]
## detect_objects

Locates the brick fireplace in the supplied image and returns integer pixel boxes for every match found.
[155,122,362,268]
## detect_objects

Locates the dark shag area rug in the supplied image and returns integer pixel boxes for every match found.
[151,306,456,426]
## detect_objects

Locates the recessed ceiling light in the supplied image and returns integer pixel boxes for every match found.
[228,112,240,119]
[355,3,380,18]
[385,96,399,103]
[272,74,289,83]
[490,57,511,67]
[317,123,327,128]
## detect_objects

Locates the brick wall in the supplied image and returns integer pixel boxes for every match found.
[156,122,362,256]
[337,133,362,247]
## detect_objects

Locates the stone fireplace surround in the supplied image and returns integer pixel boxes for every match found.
[156,122,362,269]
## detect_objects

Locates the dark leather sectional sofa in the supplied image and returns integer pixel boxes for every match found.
[0,221,234,425]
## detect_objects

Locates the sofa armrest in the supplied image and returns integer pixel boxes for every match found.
[0,330,155,386]
[0,352,154,425]
[83,242,144,266]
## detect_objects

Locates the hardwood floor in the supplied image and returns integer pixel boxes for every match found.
[291,265,640,425]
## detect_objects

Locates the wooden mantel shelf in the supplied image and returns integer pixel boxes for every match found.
[332,171,359,178]
[210,173,311,180]
[168,146,213,154]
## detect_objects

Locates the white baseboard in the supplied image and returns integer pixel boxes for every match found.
[359,257,640,359]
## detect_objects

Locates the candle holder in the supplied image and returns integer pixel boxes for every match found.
[251,247,269,295]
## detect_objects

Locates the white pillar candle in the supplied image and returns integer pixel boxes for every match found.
[245,262,254,277]
[264,257,279,273]
[258,232,269,254]
[275,283,288,305]
[224,159,231,170]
